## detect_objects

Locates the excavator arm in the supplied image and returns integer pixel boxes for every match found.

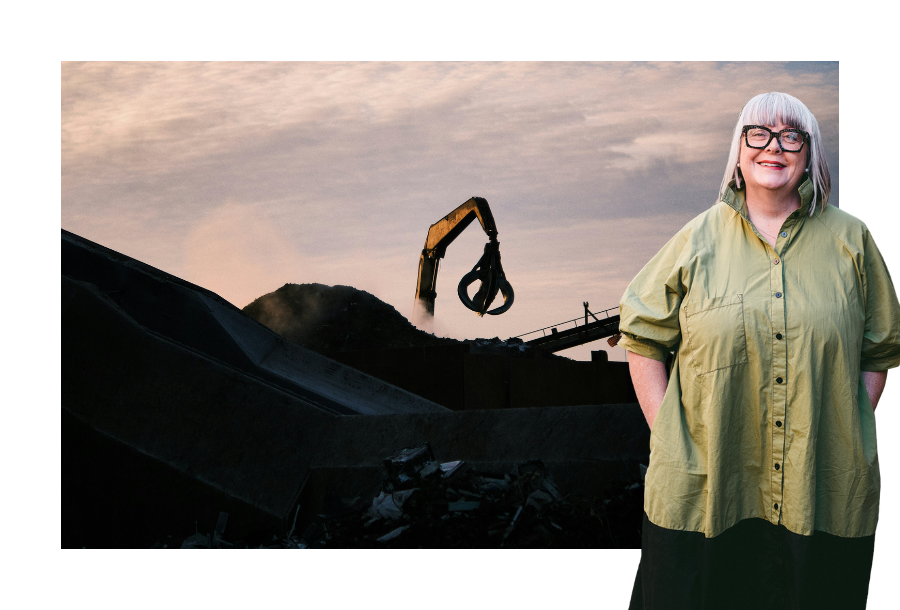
[414,197,514,319]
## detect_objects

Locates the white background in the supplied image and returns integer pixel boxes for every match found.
[6,2,898,608]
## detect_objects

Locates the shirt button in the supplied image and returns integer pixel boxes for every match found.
[776,421,783,427]
[775,292,783,298]
[781,231,788,238]
[775,333,783,340]
[775,463,780,470]
[774,503,779,509]
[776,377,784,384]
[774,258,780,265]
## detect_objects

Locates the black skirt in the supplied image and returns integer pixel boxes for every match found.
[628,513,875,610]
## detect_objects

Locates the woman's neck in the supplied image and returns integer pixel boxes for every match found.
[744,184,801,222]
[744,185,801,247]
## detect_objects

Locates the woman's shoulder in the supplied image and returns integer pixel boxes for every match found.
[811,205,872,250]
[671,200,739,248]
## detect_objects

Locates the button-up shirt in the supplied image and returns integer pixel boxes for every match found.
[618,177,900,538]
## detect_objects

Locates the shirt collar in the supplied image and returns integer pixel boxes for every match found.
[721,175,815,218]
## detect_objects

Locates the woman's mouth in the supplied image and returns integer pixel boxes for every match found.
[758,162,786,168]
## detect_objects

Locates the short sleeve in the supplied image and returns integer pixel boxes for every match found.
[618,228,690,362]
[860,228,900,371]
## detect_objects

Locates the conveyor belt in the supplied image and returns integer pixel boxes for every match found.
[524,315,620,353]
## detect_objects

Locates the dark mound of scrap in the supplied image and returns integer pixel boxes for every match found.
[241,283,552,358]
[242,283,457,352]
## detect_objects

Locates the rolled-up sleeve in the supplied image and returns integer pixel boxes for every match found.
[618,229,690,363]
[860,228,900,372]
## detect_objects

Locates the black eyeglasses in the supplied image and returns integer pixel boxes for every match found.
[742,125,809,152]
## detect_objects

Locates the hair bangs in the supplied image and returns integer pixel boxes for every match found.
[742,94,812,133]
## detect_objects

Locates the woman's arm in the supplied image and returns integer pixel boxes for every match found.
[628,351,669,429]
[863,370,888,411]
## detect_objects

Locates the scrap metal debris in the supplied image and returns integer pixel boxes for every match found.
[295,443,643,549]
[164,444,644,549]
[155,443,644,549]
[156,443,644,549]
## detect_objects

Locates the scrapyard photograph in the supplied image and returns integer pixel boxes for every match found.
[61,62,844,555]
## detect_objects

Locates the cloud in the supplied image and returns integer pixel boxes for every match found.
[62,62,837,189]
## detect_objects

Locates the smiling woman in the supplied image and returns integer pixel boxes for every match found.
[619,92,900,610]
[722,92,832,223]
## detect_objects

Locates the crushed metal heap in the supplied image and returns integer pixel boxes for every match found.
[298,443,644,549]
[61,229,649,548]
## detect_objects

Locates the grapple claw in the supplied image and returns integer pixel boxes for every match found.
[457,240,515,316]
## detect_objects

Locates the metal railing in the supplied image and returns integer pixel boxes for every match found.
[513,305,619,340]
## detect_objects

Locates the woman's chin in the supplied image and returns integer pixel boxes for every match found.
[748,178,797,193]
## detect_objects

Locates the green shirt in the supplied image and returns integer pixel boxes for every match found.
[618,178,900,538]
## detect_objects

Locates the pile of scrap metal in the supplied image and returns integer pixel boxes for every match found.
[61,229,649,548]
[293,443,643,549]
[241,282,461,353]
[161,443,643,549]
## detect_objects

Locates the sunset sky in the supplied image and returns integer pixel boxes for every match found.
[61,61,838,361]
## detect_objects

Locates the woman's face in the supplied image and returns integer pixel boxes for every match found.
[739,120,809,198]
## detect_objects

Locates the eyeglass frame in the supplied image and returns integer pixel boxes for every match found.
[741,125,810,152]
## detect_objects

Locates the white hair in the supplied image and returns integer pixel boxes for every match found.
[720,92,831,215]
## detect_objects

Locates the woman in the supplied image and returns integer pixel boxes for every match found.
[619,92,900,610]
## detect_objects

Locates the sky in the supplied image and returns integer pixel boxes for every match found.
[61,61,839,361]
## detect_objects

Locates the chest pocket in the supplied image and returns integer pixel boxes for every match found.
[683,294,748,375]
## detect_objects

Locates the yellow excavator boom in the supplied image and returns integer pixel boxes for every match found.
[414,197,514,319]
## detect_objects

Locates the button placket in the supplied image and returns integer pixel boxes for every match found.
[771,240,788,520]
